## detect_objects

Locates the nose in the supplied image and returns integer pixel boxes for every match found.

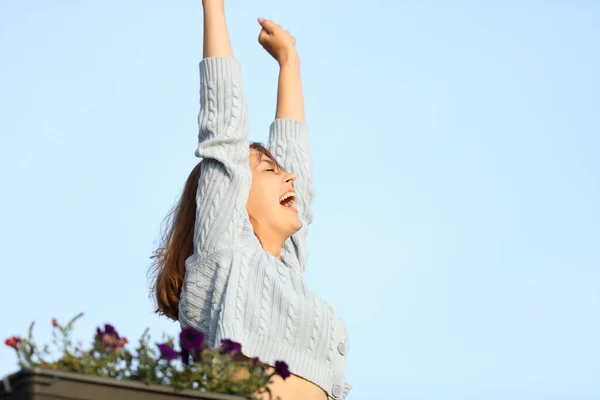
[284,171,296,183]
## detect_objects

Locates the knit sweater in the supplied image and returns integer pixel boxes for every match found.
[178,57,351,400]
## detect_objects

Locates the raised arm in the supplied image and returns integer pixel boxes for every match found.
[257,18,305,122]
[202,0,233,58]
[258,19,314,273]
[193,0,250,257]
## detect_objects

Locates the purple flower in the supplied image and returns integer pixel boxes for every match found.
[95,324,120,349]
[249,356,260,368]
[179,327,204,352]
[274,361,290,380]
[180,349,190,365]
[104,324,116,335]
[220,339,242,355]
[156,343,179,361]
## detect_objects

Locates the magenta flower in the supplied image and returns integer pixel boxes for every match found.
[179,327,204,352]
[274,361,290,380]
[157,343,179,361]
[220,339,242,355]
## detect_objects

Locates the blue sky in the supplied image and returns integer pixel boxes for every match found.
[1,1,599,399]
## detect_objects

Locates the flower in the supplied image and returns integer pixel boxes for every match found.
[179,327,204,352]
[6,313,291,398]
[4,336,21,350]
[274,361,290,380]
[157,343,179,361]
[220,339,242,355]
[180,349,190,365]
[104,324,116,335]
[249,356,260,368]
[95,324,120,349]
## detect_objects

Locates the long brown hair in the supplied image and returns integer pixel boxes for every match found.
[149,142,280,320]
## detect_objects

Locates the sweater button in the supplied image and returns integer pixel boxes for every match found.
[331,384,342,398]
[337,342,347,356]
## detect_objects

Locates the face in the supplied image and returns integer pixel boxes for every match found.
[246,149,302,242]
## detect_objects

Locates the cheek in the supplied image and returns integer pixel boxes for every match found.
[246,177,276,214]
[246,180,260,213]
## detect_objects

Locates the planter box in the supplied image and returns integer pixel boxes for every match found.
[0,369,246,400]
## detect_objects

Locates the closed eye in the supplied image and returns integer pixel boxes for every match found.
[260,159,280,173]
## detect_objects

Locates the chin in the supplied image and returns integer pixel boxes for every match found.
[290,219,302,234]
[282,215,302,237]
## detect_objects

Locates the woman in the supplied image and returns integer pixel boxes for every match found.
[151,1,351,399]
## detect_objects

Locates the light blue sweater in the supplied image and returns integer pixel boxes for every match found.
[178,57,351,400]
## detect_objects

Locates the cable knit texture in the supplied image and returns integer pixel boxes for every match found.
[178,57,351,400]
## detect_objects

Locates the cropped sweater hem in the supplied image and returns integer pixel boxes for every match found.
[217,319,352,399]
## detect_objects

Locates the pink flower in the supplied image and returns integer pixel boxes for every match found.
[115,337,128,348]
[4,336,21,350]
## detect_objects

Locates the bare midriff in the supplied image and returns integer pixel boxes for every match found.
[258,366,327,400]
[232,356,327,400]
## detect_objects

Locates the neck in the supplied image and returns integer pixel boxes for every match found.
[262,242,282,259]
[254,229,286,260]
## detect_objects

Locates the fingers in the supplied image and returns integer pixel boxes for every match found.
[257,18,296,41]
[257,17,279,34]
[258,29,269,44]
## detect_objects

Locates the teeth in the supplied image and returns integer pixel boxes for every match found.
[279,192,296,204]
[283,199,295,207]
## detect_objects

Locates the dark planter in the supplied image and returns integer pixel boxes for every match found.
[0,369,246,400]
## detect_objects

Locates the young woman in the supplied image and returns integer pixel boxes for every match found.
[151,1,351,399]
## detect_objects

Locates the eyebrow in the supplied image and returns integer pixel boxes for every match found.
[259,158,279,169]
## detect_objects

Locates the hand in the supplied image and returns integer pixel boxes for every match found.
[257,18,298,66]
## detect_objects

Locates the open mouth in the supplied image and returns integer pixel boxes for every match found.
[279,191,296,208]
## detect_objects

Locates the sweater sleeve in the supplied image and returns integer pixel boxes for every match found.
[267,119,315,273]
[193,57,251,257]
